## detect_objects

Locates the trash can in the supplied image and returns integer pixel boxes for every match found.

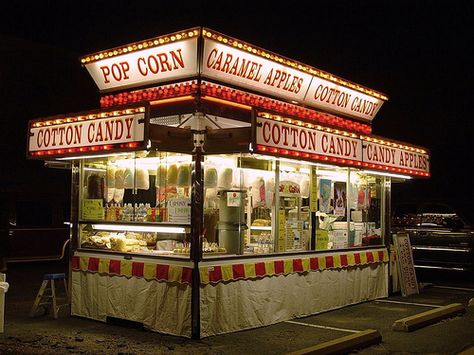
[0,273,8,333]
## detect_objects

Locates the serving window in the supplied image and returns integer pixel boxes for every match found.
[202,153,386,257]
[78,150,192,257]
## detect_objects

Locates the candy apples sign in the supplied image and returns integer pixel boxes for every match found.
[84,38,198,92]
[362,141,429,173]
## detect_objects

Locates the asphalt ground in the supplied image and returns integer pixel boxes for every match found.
[1,261,474,354]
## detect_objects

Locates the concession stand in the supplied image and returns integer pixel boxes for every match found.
[27,27,430,338]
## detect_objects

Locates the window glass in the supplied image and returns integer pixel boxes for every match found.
[315,166,348,250]
[276,161,311,252]
[203,154,275,256]
[78,150,191,257]
[348,171,383,247]
[202,155,385,256]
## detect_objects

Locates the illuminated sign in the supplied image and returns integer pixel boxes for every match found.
[28,107,147,157]
[81,28,387,121]
[203,38,384,121]
[201,39,313,102]
[256,117,362,160]
[84,38,198,92]
[256,116,430,176]
[362,140,429,174]
[304,77,384,120]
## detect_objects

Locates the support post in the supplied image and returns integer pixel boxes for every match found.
[191,130,204,339]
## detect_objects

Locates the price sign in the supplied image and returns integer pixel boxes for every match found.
[277,209,286,252]
[82,199,104,220]
[167,197,191,223]
[316,229,329,250]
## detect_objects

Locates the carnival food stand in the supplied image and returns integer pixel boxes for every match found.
[27,27,430,338]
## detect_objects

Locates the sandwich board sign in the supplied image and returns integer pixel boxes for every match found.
[393,233,419,296]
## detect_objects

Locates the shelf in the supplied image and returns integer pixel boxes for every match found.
[79,220,190,233]
[249,226,272,231]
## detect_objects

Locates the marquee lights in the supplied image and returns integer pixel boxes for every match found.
[258,112,359,138]
[29,142,141,158]
[202,28,388,102]
[258,111,427,155]
[80,28,201,64]
[100,81,198,108]
[255,144,430,177]
[200,82,372,134]
[98,80,372,135]
[31,107,146,128]
[80,27,387,102]
[361,135,427,154]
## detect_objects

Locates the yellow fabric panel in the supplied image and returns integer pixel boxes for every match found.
[80,256,89,271]
[244,263,256,278]
[200,268,210,285]
[284,259,293,274]
[265,261,275,276]
[302,258,310,272]
[347,253,356,266]
[318,256,326,270]
[98,259,110,274]
[168,265,183,283]
[221,265,233,282]
[121,260,132,278]
[143,263,156,280]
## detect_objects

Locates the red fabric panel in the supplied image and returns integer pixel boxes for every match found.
[340,254,348,267]
[109,260,121,274]
[131,262,144,277]
[156,264,170,280]
[293,259,303,272]
[181,267,193,284]
[274,260,284,274]
[366,251,374,263]
[255,262,266,277]
[325,255,334,268]
[232,264,245,279]
[310,257,319,270]
[209,265,223,282]
[354,253,361,264]
[72,256,80,270]
[88,257,99,272]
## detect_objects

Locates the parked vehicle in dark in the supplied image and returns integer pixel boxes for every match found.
[0,192,70,270]
[391,202,474,275]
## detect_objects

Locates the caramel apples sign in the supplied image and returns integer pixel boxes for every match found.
[202,39,313,102]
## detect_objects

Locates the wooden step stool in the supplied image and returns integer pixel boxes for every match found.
[30,273,69,319]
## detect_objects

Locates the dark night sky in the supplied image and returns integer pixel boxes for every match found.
[0,2,473,221]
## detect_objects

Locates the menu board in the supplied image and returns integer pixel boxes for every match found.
[393,233,419,296]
